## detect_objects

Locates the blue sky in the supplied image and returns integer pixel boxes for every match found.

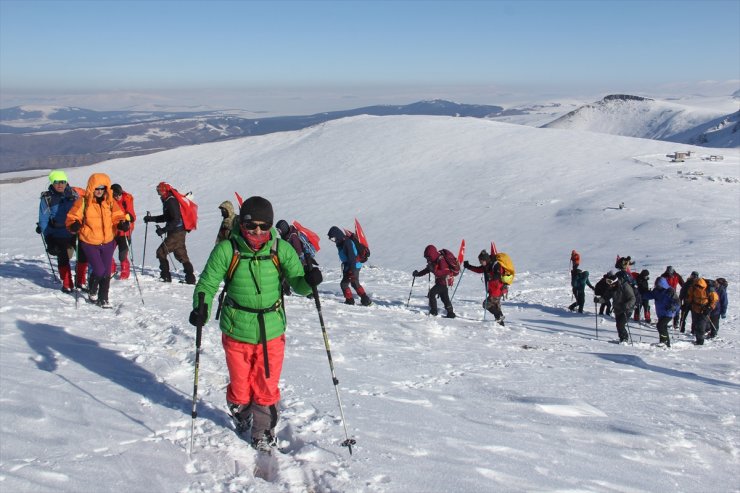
[1,0,738,110]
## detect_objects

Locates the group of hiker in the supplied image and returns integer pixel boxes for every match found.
[569,251,729,347]
[36,170,730,454]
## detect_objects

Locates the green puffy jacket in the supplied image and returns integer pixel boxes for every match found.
[193,227,312,344]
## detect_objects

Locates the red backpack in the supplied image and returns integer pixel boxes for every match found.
[439,249,460,276]
[171,188,198,232]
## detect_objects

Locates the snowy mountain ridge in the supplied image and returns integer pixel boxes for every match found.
[542,94,739,147]
[1,115,738,492]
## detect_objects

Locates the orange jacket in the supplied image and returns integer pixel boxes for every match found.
[687,278,719,314]
[114,191,136,237]
[66,173,125,245]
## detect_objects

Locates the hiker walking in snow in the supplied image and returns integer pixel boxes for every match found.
[110,184,136,280]
[464,250,506,324]
[686,274,718,345]
[215,200,236,244]
[37,170,88,293]
[65,173,128,308]
[328,226,372,306]
[632,269,652,323]
[189,196,323,452]
[414,245,456,319]
[708,278,728,339]
[660,266,684,329]
[594,271,614,315]
[678,271,699,333]
[568,268,595,313]
[143,182,196,284]
[276,220,318,270]
[606,272,636,343]
[642,277,680,347]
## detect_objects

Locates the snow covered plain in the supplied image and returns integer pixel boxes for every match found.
[1,115,739,492]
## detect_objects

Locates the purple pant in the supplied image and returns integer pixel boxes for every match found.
[81,241,116,279]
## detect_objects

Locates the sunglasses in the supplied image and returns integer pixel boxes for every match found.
[95,186,106,191]
[242,221,272,231]
[52,180,67,185]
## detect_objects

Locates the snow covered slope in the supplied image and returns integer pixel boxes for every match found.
[1,116,738,492]
[542,94,740,148]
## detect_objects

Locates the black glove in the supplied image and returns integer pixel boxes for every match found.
[189,308,206,327]
[35,224,42,234]
[463,261,470,269]
[69,221,81,233]
[412,270,420,277]
[156,226,166,237]
[305,268,323,287]
[117,220,130,232]
[701,305,712,316]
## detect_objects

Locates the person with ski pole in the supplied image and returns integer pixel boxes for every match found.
[642,277,680,347]
[143,182,195,284]
[678,271,699,333]
[110,184,136,280]
[606,268,636,344]
[327,226,372,306]
[686,274,718,345]
[707,277,728,339]
[464,250,504,325]
[568,268,595,314]
[37,170,88,293]
[413,245,456,319]
[660,266,684,329]
[65,173,128,308]
[276,219,320,296]
[189,196,322,453]
[594,271,615,316]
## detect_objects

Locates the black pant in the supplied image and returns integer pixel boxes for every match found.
[569,289,586,313]
[690,311,708,344]
[428,284,452,314]
[615,312,629,342]
[656,317,671,346]
[114,235,129,262]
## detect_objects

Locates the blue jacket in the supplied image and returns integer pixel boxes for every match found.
[39,184,78,239]
[328,226,361,273]
[711,285,728,317]
[644,277,680,318]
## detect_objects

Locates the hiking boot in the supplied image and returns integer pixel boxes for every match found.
[97,299,111,309]
[429,309,438,316]
[496,317,505,326]
[183,262,196,285]
[228,403,253,435]
[445,311,456,319]
[120,259,131,280]
[344,298,355,305]
[159,271,172,283]
[88,275,99,302]
[360,295,372,306]
[251,431,276,453]
[185,273,196,285]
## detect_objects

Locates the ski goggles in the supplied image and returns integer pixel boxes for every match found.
[52,180,67,185]
[94,186,106,191]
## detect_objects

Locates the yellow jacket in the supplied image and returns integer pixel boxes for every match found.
[687,278,719,314]
[66,173,125,245]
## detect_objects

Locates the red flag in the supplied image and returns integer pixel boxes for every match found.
[234,192,244,208]
[457,239,466,264]
[491,241,498,256]
[354,218,369,247]
[293,220,321,252]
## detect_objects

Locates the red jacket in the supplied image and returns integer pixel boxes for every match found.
[468,262,506,298]
[417,245,452,286]
[114,191,136,237]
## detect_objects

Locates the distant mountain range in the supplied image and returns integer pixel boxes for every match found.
[0,100,514,173]
[0,96,737,173]
[542,94,739,148]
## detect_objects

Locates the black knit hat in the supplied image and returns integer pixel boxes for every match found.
[240,196,273,225]
[111,184,123,196]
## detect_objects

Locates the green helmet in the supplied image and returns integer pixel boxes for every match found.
[48,170,68,184]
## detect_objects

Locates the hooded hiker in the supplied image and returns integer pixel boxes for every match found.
[643,277,680,347]
[464,250,506,324]
[568,268,595,313]
[65,173,128,307]
[686,275,719,345]
[215,200,236,244]
[110,183,136,280]
[413,245,456,319]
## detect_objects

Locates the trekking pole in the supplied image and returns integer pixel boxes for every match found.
[594,301,599,340]
[625,320,634,346]
[141,212,149,275]
[38,224,59,282]
[161,234,179,276]
[451,267,466,301]
[126,237,145,305]
[189,292,206,456]
[74,239,80,310]
[405,276,416,308]
[309,275,356,455]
